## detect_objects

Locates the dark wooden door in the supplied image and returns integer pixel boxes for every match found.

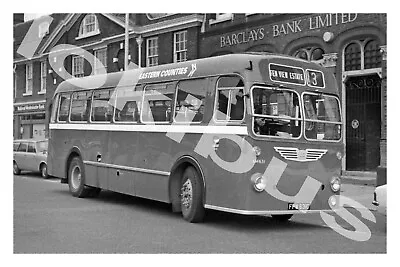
[345,74,381,171]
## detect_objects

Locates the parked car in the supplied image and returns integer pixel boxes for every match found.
[372,184,387,216]
[13,139,48,178]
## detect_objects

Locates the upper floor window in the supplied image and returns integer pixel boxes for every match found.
[94,48,107,74]
[40,61,46,93]
[293,47,325,62]
[72,55,84,78]
[78,14,99,38]
[174,31,187,63]
[146,37,159,67]
[344,39,382,71]
[25,63,33,94]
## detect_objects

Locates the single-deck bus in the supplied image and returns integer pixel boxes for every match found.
[48,53,343,222]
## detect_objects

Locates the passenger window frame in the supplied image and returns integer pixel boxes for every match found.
[113,85,143,124]
[69,90,92,123]
[141,82,176,124]
[57,93,71,123]
[90,88,115,123]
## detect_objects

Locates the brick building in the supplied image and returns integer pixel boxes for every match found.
[199,13,387,174]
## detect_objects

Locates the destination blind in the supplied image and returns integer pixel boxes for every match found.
[269,64,305,85]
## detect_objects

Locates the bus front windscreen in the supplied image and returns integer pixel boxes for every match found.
[252,87,302,138]
[303,93,342,141]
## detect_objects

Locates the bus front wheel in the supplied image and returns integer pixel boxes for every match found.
[180,166,205,223]
[68,157,98,198]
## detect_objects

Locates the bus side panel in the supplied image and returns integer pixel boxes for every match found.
[134,132,172,202]
[48,128,74,179]
[83,129,109,190]
[107,131,138,196]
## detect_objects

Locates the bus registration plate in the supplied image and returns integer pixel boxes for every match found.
[288,203,310,210]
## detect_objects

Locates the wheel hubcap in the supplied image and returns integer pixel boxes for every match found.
[181,179,193,209]
[71,166,81,189]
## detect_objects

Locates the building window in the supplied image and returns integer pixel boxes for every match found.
[174,31,187,63]
[94,48,107,74]
[344,39,382,71]
[209,13,233,25]
[38,21,50,38]
[40,61,46,93]
[72,55,84,78]
[146,37,159,67]
[293,47,325,62]
[25,63,33,95]
[78,14,99,38]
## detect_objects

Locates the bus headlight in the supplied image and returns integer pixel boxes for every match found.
[251,173,266,192]
[330,176,341,192]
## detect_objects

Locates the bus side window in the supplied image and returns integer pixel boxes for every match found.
[215,76,245,122]
[174,79,207,123]
[70,91,92,122]
[58,93,71,122]
[114,86,142,123]
[142,82,175,123]
[91,89,114,122]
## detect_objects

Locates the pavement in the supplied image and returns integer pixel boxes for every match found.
[340,183,376,211]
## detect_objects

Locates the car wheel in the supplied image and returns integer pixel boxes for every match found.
[271,214,293,222]
[13,161,21,175]
[180,166,205,223]
[68,157,92,198]
[40,163,49,179]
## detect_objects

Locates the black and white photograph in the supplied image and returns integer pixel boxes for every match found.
[9,3,392,258]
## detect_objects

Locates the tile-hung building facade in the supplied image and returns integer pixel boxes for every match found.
[199,13,387,175]
[15,13,204,138]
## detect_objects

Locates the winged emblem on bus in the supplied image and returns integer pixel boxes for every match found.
[273,147,328,162]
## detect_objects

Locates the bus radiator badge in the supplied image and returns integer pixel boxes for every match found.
[274,147,327,162]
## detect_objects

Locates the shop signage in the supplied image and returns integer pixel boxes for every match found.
[15,103,45,112]
[220,28,265,48]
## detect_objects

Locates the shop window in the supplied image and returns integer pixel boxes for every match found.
[70,91,92,122]
[215,76,245,122]
[58,94,71,122]
[142,83,175,123]
[174,79,207,123]
[114,86,142,123]
[91,89,114,122]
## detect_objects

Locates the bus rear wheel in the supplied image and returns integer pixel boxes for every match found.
[180,166,205,223]
[271,214,293,222]
[68,157,99,198]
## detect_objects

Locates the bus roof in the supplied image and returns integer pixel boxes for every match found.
[54,53,337,95]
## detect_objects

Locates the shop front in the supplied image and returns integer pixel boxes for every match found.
[14,101,46,140]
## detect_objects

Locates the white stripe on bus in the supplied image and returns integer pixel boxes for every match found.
[84,161,170,176]
[49,123,249,135]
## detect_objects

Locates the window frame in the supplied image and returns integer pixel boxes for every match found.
[250,85,303,140]
[17,142,28,152]
[77,14,100,39]
[173,31,187,63]
[89,88,115,123]
[40,61,47,93]
[141,82,176,124]
[213,75,246,124]
[113,86,143,124]
[301,91,342,143]
[72,55,85,78]
[173,79,207,125]
[57,93,71,123]
[146,37,159,67]
[94,48,107,75]
[27,142,36,153]
[25,63,33,95]
[69,91,92,123]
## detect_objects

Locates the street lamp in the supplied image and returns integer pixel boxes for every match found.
[136,35,143,68]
